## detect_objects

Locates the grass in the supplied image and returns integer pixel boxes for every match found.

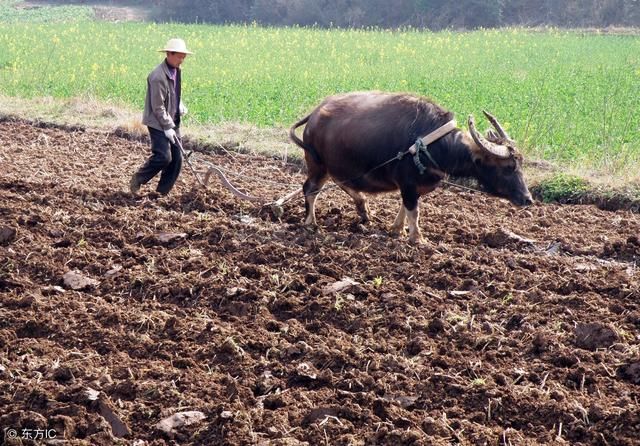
[0,0,92,22]
[1,1,640,204]
[536,173,591,203]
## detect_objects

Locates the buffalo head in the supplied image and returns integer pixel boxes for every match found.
[468,111,533,207]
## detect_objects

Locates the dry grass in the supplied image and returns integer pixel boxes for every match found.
[0,94,298,161]
[2,94,640,210]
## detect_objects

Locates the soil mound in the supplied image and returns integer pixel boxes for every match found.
[1,119,639,445]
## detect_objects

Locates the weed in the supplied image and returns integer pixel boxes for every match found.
[536,173,591,203]
[334,294,344,312]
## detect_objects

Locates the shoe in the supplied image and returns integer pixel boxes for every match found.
[129,174,141,195]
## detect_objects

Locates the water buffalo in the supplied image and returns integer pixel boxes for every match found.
[289,91,533,243]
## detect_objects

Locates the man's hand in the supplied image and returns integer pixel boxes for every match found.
[164,128,177,144]
[179,101,188,116]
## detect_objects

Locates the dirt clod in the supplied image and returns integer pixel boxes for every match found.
[0,226,17,245]
[63,270,100,290]
[1,119,640,445]
[574,322,619,350]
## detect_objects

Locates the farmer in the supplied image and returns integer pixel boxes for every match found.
[130,38,193,196]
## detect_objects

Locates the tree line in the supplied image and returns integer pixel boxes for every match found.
[145,0,640,29]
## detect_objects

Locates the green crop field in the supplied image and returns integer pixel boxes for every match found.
[1,0,640,175]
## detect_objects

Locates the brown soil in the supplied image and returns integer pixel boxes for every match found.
[1,118,639,446]
[20,1,149,22]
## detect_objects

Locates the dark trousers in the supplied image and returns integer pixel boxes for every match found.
[135,127,183,195]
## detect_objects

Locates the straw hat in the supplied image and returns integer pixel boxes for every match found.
[157,38,193,55]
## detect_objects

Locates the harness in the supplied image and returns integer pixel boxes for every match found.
[405,120,457,174]
[349,119,459,186]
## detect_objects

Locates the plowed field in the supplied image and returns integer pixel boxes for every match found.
[1,118,639,446]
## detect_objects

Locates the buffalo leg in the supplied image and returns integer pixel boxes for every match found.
[390,203,406,236]
[338,185,370,223]
[406,207,422,243]
[303,163,328,226]
[400,186,422,243]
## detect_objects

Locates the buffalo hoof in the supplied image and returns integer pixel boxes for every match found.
[408,234,424,245]
[389,226,406,237]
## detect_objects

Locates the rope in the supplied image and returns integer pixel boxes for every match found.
[202,165,263,202]
[192,146,481,205]
[175,119,478,207]
[176,138,207,188]
[413,139,428,175]
[195,156,297,188]
[176,138,299,206]
[441,179,481,193]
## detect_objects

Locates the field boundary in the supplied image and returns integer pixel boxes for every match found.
[19,0,149,21]
[4,110,640,214]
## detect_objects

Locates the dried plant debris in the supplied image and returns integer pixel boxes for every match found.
[1,119,639,445]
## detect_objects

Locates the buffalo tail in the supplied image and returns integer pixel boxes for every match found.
[289,115,322,164]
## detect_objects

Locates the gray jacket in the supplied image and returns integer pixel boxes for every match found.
[142,60,179,131]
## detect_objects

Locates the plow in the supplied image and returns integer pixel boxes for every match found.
[175,137,302,215]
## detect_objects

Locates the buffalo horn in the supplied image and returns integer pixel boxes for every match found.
[482,110,512,142]
[468,115,510,159]
[485,128,500,143]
